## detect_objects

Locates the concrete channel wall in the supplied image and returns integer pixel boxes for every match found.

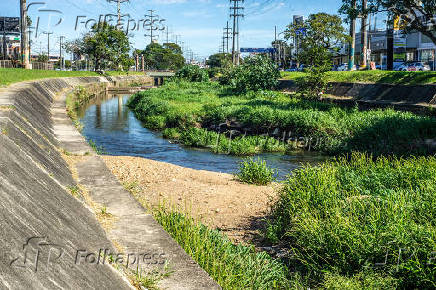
[279,80,436,114]
[0,75,219,289]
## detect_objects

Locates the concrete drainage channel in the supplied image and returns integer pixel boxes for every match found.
[0,76,220,289]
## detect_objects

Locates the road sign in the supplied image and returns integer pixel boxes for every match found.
[0,17,20,33]
[240,48,276,53]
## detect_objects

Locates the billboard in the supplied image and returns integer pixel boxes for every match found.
[240,48,276,53]
[393,16,407,62]
[0,17,20,34]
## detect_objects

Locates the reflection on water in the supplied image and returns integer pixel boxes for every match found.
[78,93,327,179]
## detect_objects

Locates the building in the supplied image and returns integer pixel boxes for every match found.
[335,29,436,70]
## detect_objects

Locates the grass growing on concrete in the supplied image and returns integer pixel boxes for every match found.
[235,158,277,185]
[265,153,436,289]
[152,206,291,289]
[281,70,436,85]
[88,139,106,155]
[0,68,144,87]
[129,81,436,156]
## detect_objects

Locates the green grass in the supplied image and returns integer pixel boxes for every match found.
[281,71,436,85]
[163,127,287,156]
[152,206,291,289]
[0,68,144,87]
[129,80,436,156]
[235,157,277,185]
[265,153,436,289]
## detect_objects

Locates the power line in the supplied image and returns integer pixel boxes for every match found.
[59,35,65,69]
[230,0,244,65]
[42,31,53,61]
[223,21,231,53]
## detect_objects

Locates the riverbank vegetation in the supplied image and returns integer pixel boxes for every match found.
[266,153,436,289]
[128,80,436,156]
[125,62,436,288]
[235,158,277,185]
[153,206,291,289]
[281,70,436,85]
[0,68,143,87]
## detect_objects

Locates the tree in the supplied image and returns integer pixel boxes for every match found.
[37,54,48,62]
[220,55,280,93]
[206,53,232,68]
[143,43,185,70]
[285,13,350,98]
[67,22,131,71]
[341,0,436,45]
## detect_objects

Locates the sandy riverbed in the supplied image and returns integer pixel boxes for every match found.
[102,156,279,243]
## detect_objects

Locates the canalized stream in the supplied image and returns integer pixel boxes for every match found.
[78,93,326,179]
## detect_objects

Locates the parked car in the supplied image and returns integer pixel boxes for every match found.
[285,65,299,72]
[375,64,387,70]
[336,63,358,71]
[413,62,431,71]
[395,62,431,71]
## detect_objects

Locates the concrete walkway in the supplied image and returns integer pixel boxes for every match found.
[53,93,220,289]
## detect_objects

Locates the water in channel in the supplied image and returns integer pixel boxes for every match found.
[77,93,326,179]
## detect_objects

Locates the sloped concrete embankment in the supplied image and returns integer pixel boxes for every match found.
[0,75,218,289]
[279,80,436,114]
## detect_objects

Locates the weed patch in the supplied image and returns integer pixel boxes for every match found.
[235,157,277,185]
[152,206,291,289]
[266,153,436,289]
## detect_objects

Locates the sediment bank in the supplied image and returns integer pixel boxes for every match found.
[103,155,277,244]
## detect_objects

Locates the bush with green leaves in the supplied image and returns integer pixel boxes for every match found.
[220,55,280,93]
[175,64,209,82]
[266,153,436,289]
[235,157,277,185]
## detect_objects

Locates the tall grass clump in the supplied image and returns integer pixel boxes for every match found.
[153,206,290,289]
[235,158,277,185]
[265,153,436,289]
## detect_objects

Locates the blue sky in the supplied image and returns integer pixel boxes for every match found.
[1,0,381,59]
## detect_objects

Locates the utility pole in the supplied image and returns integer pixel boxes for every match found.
[360,0,368,69]
[2,18,7,60]
[43,31,53,65]
[107,0,129,29]
[223,21,231,53]
[59,36,65,70]
[141,53,144,71]
[230,0,244,65]
[28,30,32,63]
[166,26,169,44]
[348,0,357,71]
[386,13,394,70]
[274,26,278,66]
[221,36,225,53]
[144,10,165,44]
[20,0,30,69]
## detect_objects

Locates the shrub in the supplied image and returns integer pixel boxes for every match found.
[297,65,330,99]
[235,157,277,185]
[220,55,280,93]
[266,153,436,288]
[175,65,209,82]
